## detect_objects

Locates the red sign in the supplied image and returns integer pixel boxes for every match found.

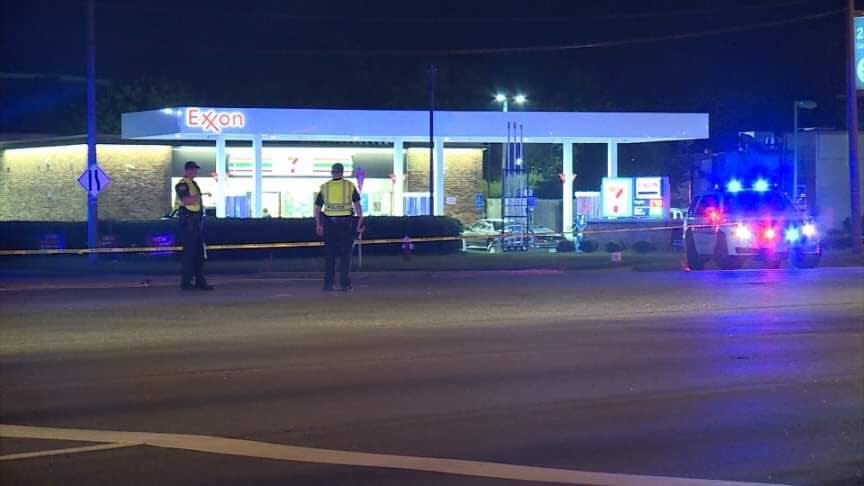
[186,108,246,134]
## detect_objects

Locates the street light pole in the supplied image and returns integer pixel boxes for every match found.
[793,101,799,199]
[792,100,816,199]
[427,65,436,216]
[847,0,862,254]
[86,0,98,263]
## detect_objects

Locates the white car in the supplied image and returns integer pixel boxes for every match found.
[462,219,532,253]
[684,184,821,270]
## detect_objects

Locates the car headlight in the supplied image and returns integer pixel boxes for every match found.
[734,224,752,240]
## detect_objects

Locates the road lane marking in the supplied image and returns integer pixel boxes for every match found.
[0,424,787,486]
[0,442,139,461]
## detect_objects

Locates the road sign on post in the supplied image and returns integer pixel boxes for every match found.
[78,165,112,197]
[354,167,366,193]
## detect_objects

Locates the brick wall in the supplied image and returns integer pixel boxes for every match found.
[405,147,484,225]
[0,144,172,221]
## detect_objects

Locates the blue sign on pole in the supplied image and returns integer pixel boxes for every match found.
[475,192,484,209]
[856,16,864,90]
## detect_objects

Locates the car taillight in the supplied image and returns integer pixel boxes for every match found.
[705,208,722,224]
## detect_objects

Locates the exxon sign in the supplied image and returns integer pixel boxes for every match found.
[186,108,246,134]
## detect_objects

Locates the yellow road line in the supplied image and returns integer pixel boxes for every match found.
[0,442,139,462]
[0,424,787,486]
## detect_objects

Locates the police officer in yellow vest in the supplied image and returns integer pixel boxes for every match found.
[314,163,364,291]
[174,161,214,291]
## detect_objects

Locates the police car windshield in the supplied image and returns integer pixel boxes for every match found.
[722,191,790,214]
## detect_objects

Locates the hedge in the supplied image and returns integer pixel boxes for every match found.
[0,216,463,258]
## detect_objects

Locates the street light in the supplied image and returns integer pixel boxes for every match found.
[793,100,817,200]
[493,93,527,112]
[494,93,508,112]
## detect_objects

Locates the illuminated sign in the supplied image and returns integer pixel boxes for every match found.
[635,177,662,199]
[186,107,246,133]
[225,147,353,176]
[601,177,633,218]
[857,16,864,90]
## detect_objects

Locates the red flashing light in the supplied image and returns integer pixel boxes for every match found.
[705,208,722,224]
[763,228,776,240]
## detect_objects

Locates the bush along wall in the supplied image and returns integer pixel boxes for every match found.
[0,216,464,258]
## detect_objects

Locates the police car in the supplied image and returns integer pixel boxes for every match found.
[684,178,821,270]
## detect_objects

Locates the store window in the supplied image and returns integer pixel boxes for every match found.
[404,193,431,216]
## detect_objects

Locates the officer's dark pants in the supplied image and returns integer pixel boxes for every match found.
[323,216,356,288]
[179,214,207,287]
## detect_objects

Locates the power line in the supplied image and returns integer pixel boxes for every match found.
[99,0,821,25]
[142,8,842,58]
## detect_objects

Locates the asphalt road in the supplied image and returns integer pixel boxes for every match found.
[1,267,862,485]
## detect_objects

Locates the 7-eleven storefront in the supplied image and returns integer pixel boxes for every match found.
[172,145,406,218]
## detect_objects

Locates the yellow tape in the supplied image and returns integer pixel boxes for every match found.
[0,236,463,257]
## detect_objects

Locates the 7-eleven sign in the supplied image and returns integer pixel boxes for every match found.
[601,177,633,218]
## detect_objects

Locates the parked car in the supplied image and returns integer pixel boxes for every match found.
[160,208,216,219]
[530,225,566,248]
[462,219,532,253]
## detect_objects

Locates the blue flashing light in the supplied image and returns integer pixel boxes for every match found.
[784,227,801,243]
[726,179,743,193]
[753,179,770,192]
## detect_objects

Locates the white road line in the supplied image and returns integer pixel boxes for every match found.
[0,424,787,486]
[0,442,139,461]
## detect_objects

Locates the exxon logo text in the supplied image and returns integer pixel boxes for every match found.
[186,108,246,134]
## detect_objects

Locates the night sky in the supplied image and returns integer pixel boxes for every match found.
[0,0,856,148]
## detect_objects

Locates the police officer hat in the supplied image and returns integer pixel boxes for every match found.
[184,161,201,170]
[331,163,345,173]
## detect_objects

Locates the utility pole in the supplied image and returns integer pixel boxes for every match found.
[847,0,862,254]
[86,0,98,262]
[427,64,436,216]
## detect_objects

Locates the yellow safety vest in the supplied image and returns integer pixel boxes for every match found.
[320,179,355,216]
[174,177,202,212]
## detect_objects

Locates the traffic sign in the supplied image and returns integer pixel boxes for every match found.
[355,166,366,192]
[78,165,112,197]
[475,192,484,209]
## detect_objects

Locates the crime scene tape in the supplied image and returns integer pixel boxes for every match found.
[0,236,463,257]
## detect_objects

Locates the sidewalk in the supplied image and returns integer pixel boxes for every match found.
[1,250,860,282]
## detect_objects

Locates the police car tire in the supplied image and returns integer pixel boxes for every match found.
[791,250,820,269]
[685,230,704,271]
[714,232,741,270]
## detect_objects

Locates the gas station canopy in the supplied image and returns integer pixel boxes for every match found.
[122,107,708,144]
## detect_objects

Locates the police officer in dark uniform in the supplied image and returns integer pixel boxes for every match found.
[314,163,364,291]
[175,161,214,291]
